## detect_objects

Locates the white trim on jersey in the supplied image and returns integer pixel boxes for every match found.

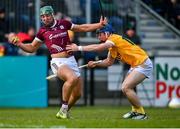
[71,23,75,30]
[50,20,57,28]
[105,40,115,47]
[34,37,43,43]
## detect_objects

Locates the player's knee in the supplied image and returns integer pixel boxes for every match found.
[68,76,79,86]
[121,84,130,94]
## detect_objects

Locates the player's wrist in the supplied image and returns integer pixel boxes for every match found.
[99,22,106,28]
[99,23,104,28]
[78,46,83,51]
[17,42,23,47]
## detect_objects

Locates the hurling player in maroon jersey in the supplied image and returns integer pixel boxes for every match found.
[9,6,107,119]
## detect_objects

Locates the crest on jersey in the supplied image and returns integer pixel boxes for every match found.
[60,25,64,29]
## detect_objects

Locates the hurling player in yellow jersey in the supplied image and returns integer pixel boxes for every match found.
[66,24,153,120]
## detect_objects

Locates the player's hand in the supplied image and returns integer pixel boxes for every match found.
[66,43,78,53]
[99,16,107,27]
[9,36,21,46]
[88,61,97,68]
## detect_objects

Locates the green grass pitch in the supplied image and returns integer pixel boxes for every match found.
[0,106,180,128]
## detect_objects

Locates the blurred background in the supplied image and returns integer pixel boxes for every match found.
[0,0,180,108]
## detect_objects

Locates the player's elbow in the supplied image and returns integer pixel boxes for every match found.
[107,62,113,66]
[27,46,37,53]
[28,50,36,53]
[106,60,113,66]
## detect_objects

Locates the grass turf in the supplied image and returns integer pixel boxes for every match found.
[0,106,180,128]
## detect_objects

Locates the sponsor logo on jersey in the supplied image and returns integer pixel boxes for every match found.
[49,32,67,40]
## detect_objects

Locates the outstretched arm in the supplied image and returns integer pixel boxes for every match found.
[72,16,107,32]
[66,42,113,52]
[88,52,115,68]
[9,37,42,53]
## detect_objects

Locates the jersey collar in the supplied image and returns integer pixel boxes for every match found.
[50,20,57,28]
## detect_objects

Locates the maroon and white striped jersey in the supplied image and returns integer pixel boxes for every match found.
[35,19,73,54]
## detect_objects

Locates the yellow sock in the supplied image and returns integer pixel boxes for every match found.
[132,106,145,114]
[131,106,136,112]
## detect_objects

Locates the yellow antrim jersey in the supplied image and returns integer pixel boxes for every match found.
[107,34,148,67]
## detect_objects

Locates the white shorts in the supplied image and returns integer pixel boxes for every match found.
[50,56,81,77]
[128,58,153,78]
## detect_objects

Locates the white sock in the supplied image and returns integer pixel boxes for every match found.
[61,104,68,110]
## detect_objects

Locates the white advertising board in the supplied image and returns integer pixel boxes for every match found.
[155,57,180,107]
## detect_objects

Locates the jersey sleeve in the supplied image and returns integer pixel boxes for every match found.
[106,40,115,46]
[107,35,121,46]
[108,47,117,59]
[35,29,44,42]
[107,35,120,59]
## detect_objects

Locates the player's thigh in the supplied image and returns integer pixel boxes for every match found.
[57,64,78,81]
[122,70,146,89]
